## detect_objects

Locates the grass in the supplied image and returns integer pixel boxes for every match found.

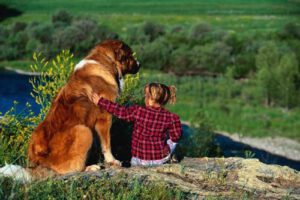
[1,0,299,32]
[0,60,33,72]
[0,174,183,199]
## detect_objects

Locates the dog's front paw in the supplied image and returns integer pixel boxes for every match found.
[85,165,101,172]
[106,159,121,167]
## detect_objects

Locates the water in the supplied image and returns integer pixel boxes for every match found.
[0,69,40,115]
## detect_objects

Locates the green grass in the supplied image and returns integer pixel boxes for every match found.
[0,174,183,199]
[1,0,299,32]
[0,60,33,72]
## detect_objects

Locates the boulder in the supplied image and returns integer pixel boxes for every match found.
[62,157,300,199]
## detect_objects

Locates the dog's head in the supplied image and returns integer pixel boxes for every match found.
[93,40,140,76]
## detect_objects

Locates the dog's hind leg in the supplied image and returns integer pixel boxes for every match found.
[45,125,93,174]
[95,114,121,166]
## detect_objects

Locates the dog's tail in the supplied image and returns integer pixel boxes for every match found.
[0,163,32,183]
[0,163,55,183]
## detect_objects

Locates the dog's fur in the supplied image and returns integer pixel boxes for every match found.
[23,40,139,177]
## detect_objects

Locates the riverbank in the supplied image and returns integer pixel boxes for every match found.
[216,131,300,162]
[3,67,40,76]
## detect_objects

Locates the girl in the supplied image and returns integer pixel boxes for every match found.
[90,82,182,166]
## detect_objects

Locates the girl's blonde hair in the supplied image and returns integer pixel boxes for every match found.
[144,82,177,105]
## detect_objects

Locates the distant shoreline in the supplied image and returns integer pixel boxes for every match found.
[3,67,41,76]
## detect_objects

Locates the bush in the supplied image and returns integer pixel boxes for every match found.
[0,45,18,60]
[279,22,300,39]
[52,10,73,25]
[168,45,193,74]
[176,110,221,159]
[0,25,9,45]
[11,22,27,35]
[123,25,149,45]
[72,19,118,53]
[53,26,83,51]
[29,23,54,44]
[136,38,171,71]
[194,42,232,74]
[142,21,165,42]
[189,23,212,44]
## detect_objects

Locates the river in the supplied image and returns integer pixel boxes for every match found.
[0,68,40,115]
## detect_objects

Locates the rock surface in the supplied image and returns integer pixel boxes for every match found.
[64,157,300,199]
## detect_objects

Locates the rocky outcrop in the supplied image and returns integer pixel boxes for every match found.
[62,157,300,199]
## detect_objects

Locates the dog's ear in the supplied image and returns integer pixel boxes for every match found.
[114,43,128,63]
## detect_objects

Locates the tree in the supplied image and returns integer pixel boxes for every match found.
[276,52,299,108]
[256,41,300,108]
[256,41,280,106]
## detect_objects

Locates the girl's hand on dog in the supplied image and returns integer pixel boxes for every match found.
[90,93,101,105]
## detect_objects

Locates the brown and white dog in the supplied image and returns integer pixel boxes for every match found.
[0,40,140,181]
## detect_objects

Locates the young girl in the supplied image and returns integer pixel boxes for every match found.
[90,82,182,166]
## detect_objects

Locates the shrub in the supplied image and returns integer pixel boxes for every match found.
[176,110,221,159]
[0,102,36,165]
[11,22,27,35]
[0,45,18,60]
[189,23,212,44]
[72,19,118,53]
[142,21,165,42]
[194,42,232,74]
[279,22,300,39]
[123,25,149,45]
[168,45,193,74]
[29,23,54,44]
[52,10,73,25]
[0,25,9,45]
[53,26,83,51]
[136,38,171,71]
[25,38,41,55]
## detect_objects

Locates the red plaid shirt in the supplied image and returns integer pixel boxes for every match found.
[98,98,182,160]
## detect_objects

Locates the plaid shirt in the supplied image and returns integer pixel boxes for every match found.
[98,98,182,160]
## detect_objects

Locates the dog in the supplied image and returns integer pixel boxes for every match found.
[0,40,140,180]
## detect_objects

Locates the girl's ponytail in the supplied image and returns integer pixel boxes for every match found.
[168,85,177,105]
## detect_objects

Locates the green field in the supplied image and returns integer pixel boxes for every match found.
[1,0,299,32]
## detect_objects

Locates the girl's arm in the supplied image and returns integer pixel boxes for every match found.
[91,93,137,122]
[168,116,182,143]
